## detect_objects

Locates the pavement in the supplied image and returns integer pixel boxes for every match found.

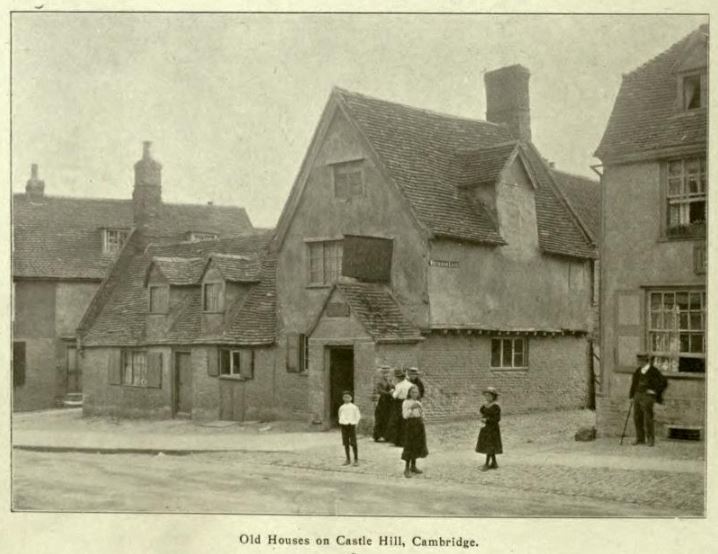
[11,407,706,515]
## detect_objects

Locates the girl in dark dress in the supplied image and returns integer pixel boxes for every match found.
[372,366,394,442]
[401,384,429,478]
[475,386,502,471]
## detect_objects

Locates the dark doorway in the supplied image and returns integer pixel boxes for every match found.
[174,352,193,417]
[66,345,80,394]
[329,347,354,426]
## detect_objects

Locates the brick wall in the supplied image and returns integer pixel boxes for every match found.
[418,334,589,422]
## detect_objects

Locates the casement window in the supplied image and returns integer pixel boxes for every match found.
[665,157,707,238]
[103,228,129,255]
[203,282,224,312]
[333,160,364,199]
[148,285,169,313]
[491,337,528,369]
[219,349,255,380]
[307,240,343,285]
[680,73,706,111]
[648,289,705,373]
[122,351,147,386]
[286,333,308,373]
[188,231,219,242]
[13,341,26,387]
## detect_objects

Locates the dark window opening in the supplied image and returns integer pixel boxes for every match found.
[682,74,703,110]
[13,341,26,387]
[667,427,702,441]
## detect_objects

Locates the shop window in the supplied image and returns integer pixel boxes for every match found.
[490,337,528,369]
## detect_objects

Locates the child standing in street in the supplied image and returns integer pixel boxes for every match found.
[475,386,502,471]
[338,391,361,466]
[401,384,428,478]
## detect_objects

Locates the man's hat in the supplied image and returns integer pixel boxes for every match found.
[483,386,499,397]
[407,367,420,375]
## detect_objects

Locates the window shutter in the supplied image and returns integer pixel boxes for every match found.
[240,350,254,380]
[207,348,219,377]
[286,333,299,372]
[342,235,393,282]
[147,352,163,388]
[13,342,26,387]
[615,291,642,368]
[108,350,122,385]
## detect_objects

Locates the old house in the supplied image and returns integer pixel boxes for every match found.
[271,64,600,428]
[12,143,254,411]
[594,25,708,438]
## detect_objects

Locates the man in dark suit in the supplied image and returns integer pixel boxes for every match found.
[629,354,668,446]
[407,367,425,399]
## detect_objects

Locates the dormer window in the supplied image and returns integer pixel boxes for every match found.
[148,285,169,314]
[103,228,129,255]
[680,72,706,111]
[333,160,364,199]
[203,282,224,312]
[188,231,219,242]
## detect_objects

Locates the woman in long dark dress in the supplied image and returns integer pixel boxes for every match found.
[401,384,428,477]
[372,366,393,442]
[475,386,502,471]
[384,368,409,446]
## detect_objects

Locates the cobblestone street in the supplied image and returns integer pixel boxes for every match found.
[12,409,704,516]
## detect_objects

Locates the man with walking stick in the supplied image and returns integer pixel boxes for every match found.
[627,354,668,446]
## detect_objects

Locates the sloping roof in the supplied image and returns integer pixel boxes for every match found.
[551,170,601,242]
[206,253,262,283]
[335,281,423,342]
[13,194,254,279]
[595,24,708,161]
[147,257,205,286]
[80,232,274,347]
[455,142,518,188]
[334,88,595,258]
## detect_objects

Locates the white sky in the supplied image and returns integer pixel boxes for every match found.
[11,13,708,228]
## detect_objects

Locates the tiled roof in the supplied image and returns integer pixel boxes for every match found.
[455,142,518,188]
[13,194,253,279]
[80,232,275,347]
[207,253,262,283]
[335,89,595,258]
[147,257,205,286]
[335,281,423,343]
[551,170,601,242]
[595,25,708,161]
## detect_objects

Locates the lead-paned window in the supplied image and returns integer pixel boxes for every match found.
[103,228,129,255]
[122,350,148,386]
[490,337,528,369]
[203,282,224,312]
[666,157,707,238]
[333,161,364,199]
[306,240,343,285]
[648,289,705,373]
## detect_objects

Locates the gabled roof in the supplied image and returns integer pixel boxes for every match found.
[276,87,596,259]
[13,194,254,279]
[454,142,520,188]
[333,281,423,343]
[79,232,275,347]
[145,257,205,286]
[204,253,262,283]
[595,24,708,161]
[551,170,601,242]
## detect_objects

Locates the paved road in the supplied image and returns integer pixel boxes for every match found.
[12,450,673,516]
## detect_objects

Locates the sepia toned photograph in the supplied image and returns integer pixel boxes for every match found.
[9,10,708,521]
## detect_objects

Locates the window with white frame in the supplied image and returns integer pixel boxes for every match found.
[648,289,705,373]
[203,282,224,312]
[665,157,706,238]
[333,160,364,199]
[148,285,169,313]
[219,348,254,379]
[103,228,129,255]
[491,337,528,369]
[122,351,147,386]
[307,240,343,285]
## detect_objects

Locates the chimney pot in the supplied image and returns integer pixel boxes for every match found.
[484,64,532,143]
[142,141,152,159]
[133,141,162,228]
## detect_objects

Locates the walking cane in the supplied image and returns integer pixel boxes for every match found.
[619,399,633,445]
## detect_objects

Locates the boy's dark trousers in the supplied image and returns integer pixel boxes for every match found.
[341,424,358,460]
[633,391,655,445]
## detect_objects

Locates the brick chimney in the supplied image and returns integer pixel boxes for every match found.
[132,141,162,228]
[484,64,532,143]
[25,163,45,201]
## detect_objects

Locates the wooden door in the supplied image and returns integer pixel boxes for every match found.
[174,352,193,416]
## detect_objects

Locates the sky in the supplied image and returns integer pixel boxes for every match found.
[11,13,708,228]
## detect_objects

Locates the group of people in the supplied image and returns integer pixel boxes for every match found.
[338,365,503,478]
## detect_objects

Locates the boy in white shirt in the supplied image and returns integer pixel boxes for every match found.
[338,391,361,466]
